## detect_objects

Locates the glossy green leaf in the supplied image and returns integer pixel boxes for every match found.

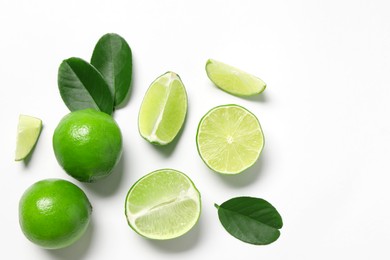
[91,33,132,107]
[58,57,114,115]
[215,196,283,245]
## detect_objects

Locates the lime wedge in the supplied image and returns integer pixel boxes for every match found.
[125,169,201,240]
[15,115,42,161]
[196,105,264,174]
[138,72,187,145]
[206,59,266,96]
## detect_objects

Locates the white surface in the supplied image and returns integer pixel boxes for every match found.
[1,0,390,259]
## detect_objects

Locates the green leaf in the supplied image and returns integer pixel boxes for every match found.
[215,197,283,245]
[58,57,114,115]
[91,33,132,107]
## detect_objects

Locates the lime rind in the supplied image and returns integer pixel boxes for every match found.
[15,115,43,161]
[125,169,201,240]
[196,104,264,175]
[206,59,266,97]
[138,72,188,145]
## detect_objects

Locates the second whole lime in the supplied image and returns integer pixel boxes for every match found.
[19,179,92,249]
[53,109,122,182]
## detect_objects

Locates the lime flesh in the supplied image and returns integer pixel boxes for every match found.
[206,59,266,96]
[196,105,264,174]
[125,169,201,240]
[138,72,187,145]
[15,115,42,161]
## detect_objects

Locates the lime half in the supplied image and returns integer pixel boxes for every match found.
[206,59,266,96]
[196,105,264,174]
[15,115,42,161]
[125,169,201,240]
[138,72,187,145]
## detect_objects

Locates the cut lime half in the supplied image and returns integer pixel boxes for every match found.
[206,59,266,96]
[15,115,42,161]
[125,169,201,240]
[138,72,187,145]
[196,105,264,174]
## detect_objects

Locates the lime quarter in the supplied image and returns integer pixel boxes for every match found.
[125,169,201,240]
[138,72,187,145]
[206,59,266,96]
[196,105,264,174]
[15,115,42,161]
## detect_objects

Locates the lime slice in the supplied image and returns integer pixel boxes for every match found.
[15,115,42,161]
[125,169,201,240]
[138,72,187,145]
[196,105,264,174]
[206,59,266,96]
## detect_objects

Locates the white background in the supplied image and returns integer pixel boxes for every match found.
[1,0,390,259]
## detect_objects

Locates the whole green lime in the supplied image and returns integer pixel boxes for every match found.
[19,179,92,249]
[53,109,122,182]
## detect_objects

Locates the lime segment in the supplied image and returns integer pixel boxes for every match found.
[196,105,264,174]
[125,169,201,240]
[206,59,266,96]
[138,72,187,145]
[15,115,42,161]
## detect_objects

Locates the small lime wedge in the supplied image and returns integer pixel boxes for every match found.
[138,72,187,145]
[15,115,42,161]
[206,59,266,96]
[196,105,264,174]
[125,169,201,240]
